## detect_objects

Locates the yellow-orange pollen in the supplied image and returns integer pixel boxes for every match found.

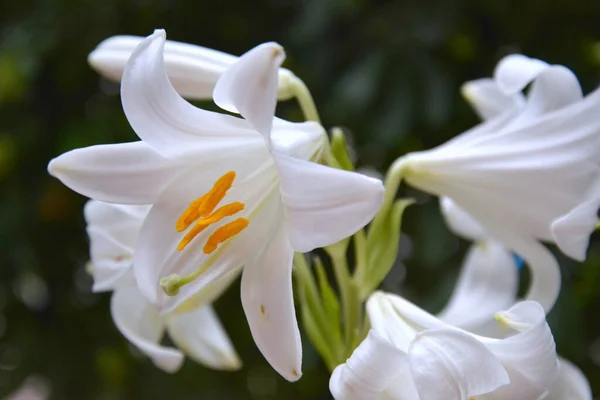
[175,171,249,253]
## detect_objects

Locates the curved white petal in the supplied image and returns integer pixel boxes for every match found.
[273,152,384,252]
[546,357,592,400]
[111,278,183,373]
[409,329,509,400]
[121,30,263,159]
[240,217,301,382]
[48,141,183,204]
[213,42,285,141]
[271,119,326,161]
[437,240,518,330]
[85,200,150,291]
[88,35,297,101]
[461,78,525,120]
[493,54,549,95]
[89,35,238,99]
[551,178,600,261]
[132,151,277,307]
[367,292,422,352]
[506,65,583,129]
[330,330,412,400]
[439,196,487,241]
[166,305,241,371]
[488,301,559,391]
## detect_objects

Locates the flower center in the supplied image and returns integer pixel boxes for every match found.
[175,171,249,254]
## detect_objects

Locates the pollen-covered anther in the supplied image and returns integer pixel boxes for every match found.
[203,218,250,254]
[175,171,236,232]
[177,202,245,251]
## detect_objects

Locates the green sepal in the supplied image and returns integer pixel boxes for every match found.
[329,127,354,171]
[361,198,414,298]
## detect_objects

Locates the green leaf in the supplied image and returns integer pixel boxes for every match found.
[361,198,414,298]
[314,257,343,348]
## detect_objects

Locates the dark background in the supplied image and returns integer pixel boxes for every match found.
[1,0,600,398]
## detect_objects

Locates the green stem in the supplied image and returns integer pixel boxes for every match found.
[370,157,408,231]
[290,76,321,123]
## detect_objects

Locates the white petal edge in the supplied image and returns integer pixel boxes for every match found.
[166,305,241,371]
[439,196,488,241]
[110,279,183,373]
[213,42,285,141]
[551,178,600,261]
[437,240,518,330]
[409,329,510,400]
[330,330,411,400]
[240,218,302,382]
[546,357,592,400]
[48,141,183,204]
[461,78,525,120]
[273,152,384,253]
[493,54,549,95]
[121,29,263,159]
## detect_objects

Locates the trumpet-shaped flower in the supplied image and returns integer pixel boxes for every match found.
[85,200,241,373]
[49,30,384,381]
[88,35,297,100]
[401,54,600,311]
[330,293,560,400]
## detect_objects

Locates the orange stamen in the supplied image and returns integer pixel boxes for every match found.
[177,202,245,251]
[203,218,249,254]
[175,171,236,232]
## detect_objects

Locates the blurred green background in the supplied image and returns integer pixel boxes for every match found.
[1,0,600,398]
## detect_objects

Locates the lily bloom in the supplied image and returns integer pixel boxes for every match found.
[400,54,600,311]
[85,200,241,373]
[330,293,561,400]
[88,35,298,100]
[49,30,384,380]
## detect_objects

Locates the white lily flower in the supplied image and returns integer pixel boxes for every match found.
[49,30,384,381]
[437,197,518,332]
[330,293,559,400]
[85,200,241,373]
[88,35,297,100]
[400,54,600,311]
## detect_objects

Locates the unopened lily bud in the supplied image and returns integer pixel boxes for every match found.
[87,35,297,100]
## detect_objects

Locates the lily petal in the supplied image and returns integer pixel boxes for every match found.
[271,119,326,161]
[89,35,238,100]
[111,277,183,373]
[489,301,559,391]
[461,78,524,120]
[213,42,285,141]
[84,200,150,291]
[166,305,241,371]
[410,329,510,400]
[330,330,413,400]
[439,197,487,241]
[437,240,518,330]
[551,178,600,261]
[493,54,549,95]
[121,30,263,160]
[240,218,301,382]
[88,35,297,101]
[546,357,592,400]
[273,152,384,252]
[48,141,182,204]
